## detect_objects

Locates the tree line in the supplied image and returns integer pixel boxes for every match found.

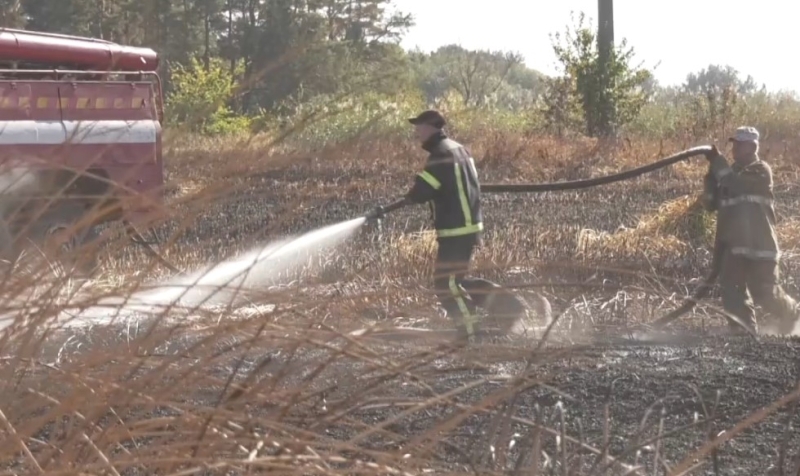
[0,1,792,139]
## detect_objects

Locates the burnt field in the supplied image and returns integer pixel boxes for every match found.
[2,133,800,474]
[6,317,800,475]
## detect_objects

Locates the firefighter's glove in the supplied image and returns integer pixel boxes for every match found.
[704,145,730,177]
[704,145,723,162]
[366,205,385,221]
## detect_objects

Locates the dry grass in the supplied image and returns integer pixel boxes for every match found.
[1,126,800,474]
[577,196,715,266]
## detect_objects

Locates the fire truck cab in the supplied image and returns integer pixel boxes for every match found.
[0,28,165,268]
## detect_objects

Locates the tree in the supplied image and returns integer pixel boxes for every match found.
[320,0,413,43]
[215,0,413,113]
[683,64,758,96]
[412,45,537,108]
[545,11,653,137]
[681,64,760,135]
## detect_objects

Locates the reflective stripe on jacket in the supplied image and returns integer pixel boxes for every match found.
[405,131,483,238]
[703,155,780,261]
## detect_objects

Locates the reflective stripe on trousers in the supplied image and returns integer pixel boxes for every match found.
[449,274,476,335]
[729,247,781,260]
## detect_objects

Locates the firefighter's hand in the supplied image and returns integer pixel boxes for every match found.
[705,144,733,181]
[705,145,723,161]
[366,205,385,221]
[704,146,728,175]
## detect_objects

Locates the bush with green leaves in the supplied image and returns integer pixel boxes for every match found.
[165,57,251,136]
[543,11,654,137]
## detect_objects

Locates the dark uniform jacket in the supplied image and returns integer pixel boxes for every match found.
[405,131,483,238]
[702,153,780,261]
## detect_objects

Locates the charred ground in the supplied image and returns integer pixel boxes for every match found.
[9,321,800,475]
[2,133,800,474]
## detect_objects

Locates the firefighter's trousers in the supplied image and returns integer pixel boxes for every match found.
[719,250,800,334]
[433,233,484,338]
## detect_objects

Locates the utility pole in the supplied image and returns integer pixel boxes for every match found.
[597,0,615,136]
[597,0,614,65]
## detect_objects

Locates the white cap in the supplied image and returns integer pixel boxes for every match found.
[729,126,759,143]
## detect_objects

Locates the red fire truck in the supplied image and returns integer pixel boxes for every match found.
[0,28,169,273]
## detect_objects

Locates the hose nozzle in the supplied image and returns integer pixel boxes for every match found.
[365,205,386,221]
[365,198,408,221]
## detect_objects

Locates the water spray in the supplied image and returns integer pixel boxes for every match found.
[45,216,369,327]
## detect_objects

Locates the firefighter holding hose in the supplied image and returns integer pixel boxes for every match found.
[702,126,800,335]
[369,110,530,342]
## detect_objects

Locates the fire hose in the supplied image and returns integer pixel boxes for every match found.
[367,145,742,331]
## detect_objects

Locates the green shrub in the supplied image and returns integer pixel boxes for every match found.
[166,57,250,136]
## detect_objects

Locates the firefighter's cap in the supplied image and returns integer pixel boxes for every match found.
[729,126,759,143]
[408,109,446,128]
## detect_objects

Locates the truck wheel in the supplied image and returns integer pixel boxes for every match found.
[39,197,104,279]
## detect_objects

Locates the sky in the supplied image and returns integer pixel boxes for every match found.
[395,0,799,94]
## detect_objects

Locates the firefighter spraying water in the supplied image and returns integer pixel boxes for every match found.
[367,110,550,342]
